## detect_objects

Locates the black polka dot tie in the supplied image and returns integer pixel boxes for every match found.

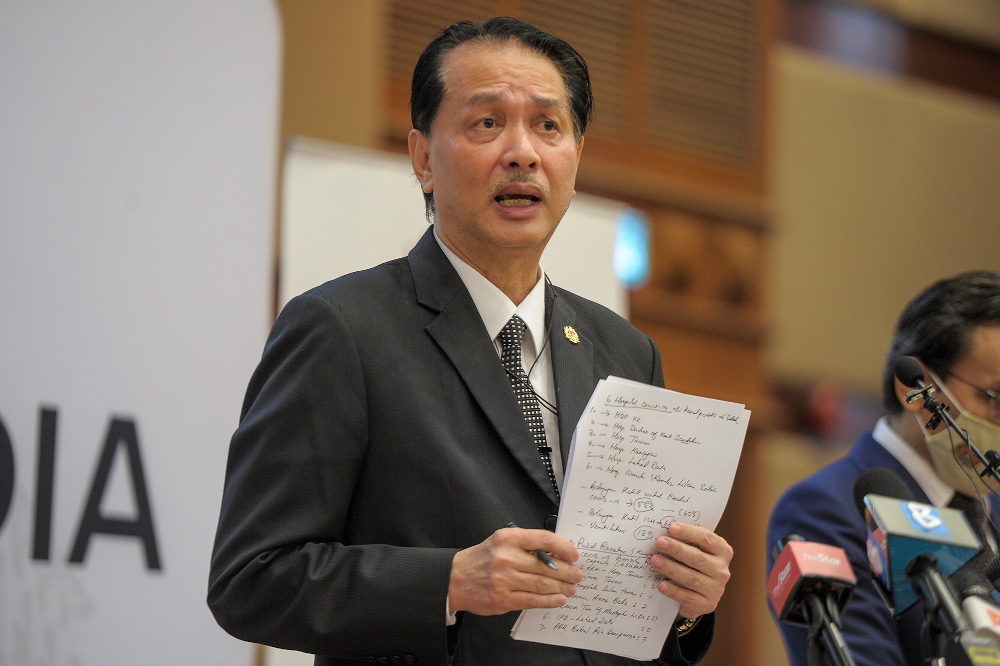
[498,315,560,501]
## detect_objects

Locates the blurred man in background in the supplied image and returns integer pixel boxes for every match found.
[768,270,1000,665]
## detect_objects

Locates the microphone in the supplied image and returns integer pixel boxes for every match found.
[852,466,913,516]
[893,356,1000,484]
[951,569,1000,642]
[854,467,981,615]
[951,569,993,606]
[985,553,1000,592]
[854,467,1000,664]
[768,534,857,666]
[893,356,948,430]
[894,355,928,391]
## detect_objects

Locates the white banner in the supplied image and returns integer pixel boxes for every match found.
[0,1,280,664]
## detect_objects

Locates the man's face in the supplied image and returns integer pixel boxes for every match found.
[409,41,584,274]
[944,324,1000,423]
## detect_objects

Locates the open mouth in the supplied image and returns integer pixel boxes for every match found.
[495,193,541,207]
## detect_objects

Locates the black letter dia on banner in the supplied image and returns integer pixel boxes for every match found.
[0,413,14,537]
[69,417,162,570]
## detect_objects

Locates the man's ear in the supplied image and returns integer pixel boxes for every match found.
[893,356,930,415]
[570,134,585,199]
[408,129,433,194]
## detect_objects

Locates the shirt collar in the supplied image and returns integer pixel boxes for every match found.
[872,416,955,507]
[433,228,547,351]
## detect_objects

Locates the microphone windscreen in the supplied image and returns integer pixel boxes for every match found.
[985,553,1000,586]
[772,533,804,561]
[950,568,993,602]
[893,356,925,389]
[853,467,915,517]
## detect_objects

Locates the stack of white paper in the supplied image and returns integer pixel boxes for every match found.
[512,376,750,660]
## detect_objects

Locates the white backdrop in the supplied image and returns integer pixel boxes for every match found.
[0,1,280,664]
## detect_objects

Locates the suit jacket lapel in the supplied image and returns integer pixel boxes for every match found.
[548,288,594,470]
[408,228,560,504]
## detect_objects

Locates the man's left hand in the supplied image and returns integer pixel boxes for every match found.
[649,522,732,620]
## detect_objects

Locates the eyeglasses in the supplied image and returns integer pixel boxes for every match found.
[948,373,1000,425]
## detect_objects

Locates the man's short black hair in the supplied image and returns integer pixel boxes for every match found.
[410,16,593,218]
[882,270,1000,412]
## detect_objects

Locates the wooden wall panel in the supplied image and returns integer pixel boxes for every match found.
[383,0,776,198]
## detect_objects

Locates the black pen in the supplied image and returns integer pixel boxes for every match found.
[534,548,559,571]
[506,522,559,570]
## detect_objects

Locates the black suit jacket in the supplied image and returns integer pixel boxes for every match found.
[208,227,712,665]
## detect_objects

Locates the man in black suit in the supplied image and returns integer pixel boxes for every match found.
[208,17,732,665]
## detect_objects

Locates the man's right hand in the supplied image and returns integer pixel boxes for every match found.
[447,527,583,616]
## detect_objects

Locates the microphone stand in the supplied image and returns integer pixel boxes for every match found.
[803,594,857,666]
[906,554,971,664]
[904,383,1000,486]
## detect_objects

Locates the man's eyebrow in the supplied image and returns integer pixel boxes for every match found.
[465,91,568,112]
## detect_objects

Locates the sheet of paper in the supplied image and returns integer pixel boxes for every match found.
[512,376,749,660]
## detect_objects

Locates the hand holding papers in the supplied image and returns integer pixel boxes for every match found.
[512,377,749,660]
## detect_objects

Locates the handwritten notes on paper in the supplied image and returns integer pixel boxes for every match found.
[512,377,749,660]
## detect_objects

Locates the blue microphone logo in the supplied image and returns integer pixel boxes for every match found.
[902,501,950,537]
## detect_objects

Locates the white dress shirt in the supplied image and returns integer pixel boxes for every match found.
[872,416,953,508]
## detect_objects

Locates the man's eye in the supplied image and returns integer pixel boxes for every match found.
[540,120,556,132]
[481,118,496,129]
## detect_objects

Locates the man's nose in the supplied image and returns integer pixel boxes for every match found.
[502,124,539,170]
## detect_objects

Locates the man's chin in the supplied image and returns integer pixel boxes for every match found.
[487,223,555,252]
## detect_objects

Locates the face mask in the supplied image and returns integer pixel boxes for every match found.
[922,370,1000,496]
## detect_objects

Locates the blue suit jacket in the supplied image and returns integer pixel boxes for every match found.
[766,431,1000,666]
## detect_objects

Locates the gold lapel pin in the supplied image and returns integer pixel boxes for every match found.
[563,325,579,344]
